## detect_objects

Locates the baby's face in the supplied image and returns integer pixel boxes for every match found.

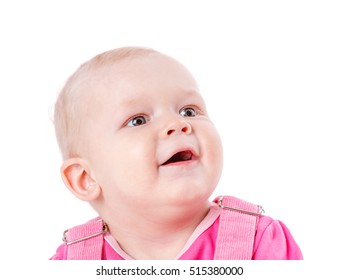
[81,53,223,216]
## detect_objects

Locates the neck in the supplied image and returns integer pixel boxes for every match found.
[101,200,212,259]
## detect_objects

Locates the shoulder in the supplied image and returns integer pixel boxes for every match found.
[50,243,67,260]
[214,195,303,260]
[49,217,103,260]
[253,215,303,260]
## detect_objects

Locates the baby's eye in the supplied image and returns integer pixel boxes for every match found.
[179,107,197,117]
[127,116,148,127]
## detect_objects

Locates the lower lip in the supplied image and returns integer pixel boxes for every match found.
[160,159,198,167]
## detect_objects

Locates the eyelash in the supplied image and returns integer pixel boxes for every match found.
[125,106,201,127]
[179,107,198,117]
[126,115,148,127]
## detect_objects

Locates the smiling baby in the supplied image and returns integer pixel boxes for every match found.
[51,47,302,260]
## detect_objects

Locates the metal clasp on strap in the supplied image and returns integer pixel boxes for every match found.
[218,196,265,216]
[63,221,109,245]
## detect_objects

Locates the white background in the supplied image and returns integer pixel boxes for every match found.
[0,0,337,275]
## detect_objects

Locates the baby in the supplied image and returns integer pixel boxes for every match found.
[51,47,302,260]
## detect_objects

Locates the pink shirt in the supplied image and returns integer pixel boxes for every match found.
[51,205,302,260]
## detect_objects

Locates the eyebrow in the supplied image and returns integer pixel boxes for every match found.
[116,89,205,115]
[112,96,148,123]
[180,90,207,106]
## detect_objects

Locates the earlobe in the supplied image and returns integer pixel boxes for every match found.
[60,158,101,201]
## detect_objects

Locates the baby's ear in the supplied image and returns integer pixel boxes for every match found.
[60,158,101,201]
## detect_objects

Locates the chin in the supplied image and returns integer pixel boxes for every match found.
[165,182,214,206]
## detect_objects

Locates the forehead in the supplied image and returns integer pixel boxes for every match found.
[88,53,200,102]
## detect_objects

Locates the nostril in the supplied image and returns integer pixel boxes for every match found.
[165,121,191,136]
[182,126,188,133]
[167,127,188,135]
[167,129,175,135]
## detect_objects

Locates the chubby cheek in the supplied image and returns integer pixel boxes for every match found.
[200,123,223,183]
[94,133,158,196]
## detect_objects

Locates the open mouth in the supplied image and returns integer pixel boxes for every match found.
[161,150,194,166]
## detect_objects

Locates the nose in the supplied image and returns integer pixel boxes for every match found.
[163,118,192,137]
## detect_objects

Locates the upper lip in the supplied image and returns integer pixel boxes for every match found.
[160,147,198,166]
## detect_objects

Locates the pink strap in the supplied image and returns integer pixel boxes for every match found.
[63,217,106,260]
[62,196,262,260]
[214,196,263,260]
